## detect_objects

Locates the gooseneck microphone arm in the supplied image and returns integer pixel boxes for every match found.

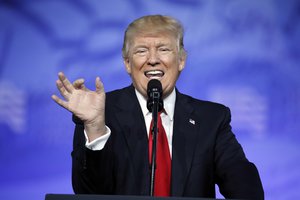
[147,79,163,196]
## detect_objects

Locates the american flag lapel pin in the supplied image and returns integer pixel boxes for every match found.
[189,119,195,125]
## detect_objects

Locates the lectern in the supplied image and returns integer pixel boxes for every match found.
[45,194,240,200]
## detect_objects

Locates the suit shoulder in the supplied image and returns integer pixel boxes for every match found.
[106,85,134,101]
[178,92,230,114]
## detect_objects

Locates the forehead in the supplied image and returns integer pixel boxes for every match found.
[131,33,177,47]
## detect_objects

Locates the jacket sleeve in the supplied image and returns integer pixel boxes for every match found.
[214,107,264,200]
[71,115,114,194]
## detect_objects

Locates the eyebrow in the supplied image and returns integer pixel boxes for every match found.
[133,45,148,49]
[133,42,172,49]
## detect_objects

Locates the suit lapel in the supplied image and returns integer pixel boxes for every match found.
[171,91,199,196]
[113,86,150,195]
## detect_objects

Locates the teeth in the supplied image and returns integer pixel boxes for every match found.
[145,70,164,78]
[147,71,162,75]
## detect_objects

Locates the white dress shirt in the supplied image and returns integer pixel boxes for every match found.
[84,88,176,157]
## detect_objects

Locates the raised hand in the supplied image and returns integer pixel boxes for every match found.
[52,72,106,141]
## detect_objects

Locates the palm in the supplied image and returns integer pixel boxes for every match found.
[67,89,105,123]
[52,72,105,125]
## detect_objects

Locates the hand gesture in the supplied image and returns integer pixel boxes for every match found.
[52,72,106,140]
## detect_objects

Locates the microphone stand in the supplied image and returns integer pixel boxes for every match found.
[149,94,159,196]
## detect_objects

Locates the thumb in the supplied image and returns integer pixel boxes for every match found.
[95,77,105,94]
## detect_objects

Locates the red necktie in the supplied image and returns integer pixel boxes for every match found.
[148,112,171,196]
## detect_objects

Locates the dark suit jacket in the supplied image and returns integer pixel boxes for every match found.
[71,85,264,199]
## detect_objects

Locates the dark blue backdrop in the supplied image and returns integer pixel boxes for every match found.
[0,0,299,199]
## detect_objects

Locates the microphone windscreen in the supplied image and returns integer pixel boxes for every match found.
[147,79,162,98]
[147,79,163,112]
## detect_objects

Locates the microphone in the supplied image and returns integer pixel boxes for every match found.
[146,79,164,196]
[147,79,164,113]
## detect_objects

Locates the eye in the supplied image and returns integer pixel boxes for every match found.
[137,50,146,53]
[134,48,148,55]
[159,48,170,51]
[158,47,171,53]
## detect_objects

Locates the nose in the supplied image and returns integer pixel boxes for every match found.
[147,49,160,66]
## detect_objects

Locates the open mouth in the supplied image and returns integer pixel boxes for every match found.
[144,70,164,79]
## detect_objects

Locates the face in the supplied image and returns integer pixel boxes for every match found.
[124,33,186,98]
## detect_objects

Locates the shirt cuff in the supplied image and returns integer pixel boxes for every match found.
[84,126,111,150]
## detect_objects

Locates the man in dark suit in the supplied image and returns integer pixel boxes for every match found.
[52,15,264,199]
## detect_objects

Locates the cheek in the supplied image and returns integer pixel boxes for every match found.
[132,56,148,69]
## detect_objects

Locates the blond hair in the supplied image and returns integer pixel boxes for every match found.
[122,15,186,59]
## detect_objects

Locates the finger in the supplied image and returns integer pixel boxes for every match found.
[73,78,85,89]
[73,78,90,91]
[56,79,70,100]
[58,72,74,93]
[51,94,70,111]
[95,77,105,94]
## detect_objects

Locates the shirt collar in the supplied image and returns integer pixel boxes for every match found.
[135,88,176,121]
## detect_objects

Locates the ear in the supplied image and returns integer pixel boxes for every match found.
[178,54,186,72]
[124,58,131,74]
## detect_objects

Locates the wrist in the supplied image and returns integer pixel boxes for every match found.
[84,120,106,142]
